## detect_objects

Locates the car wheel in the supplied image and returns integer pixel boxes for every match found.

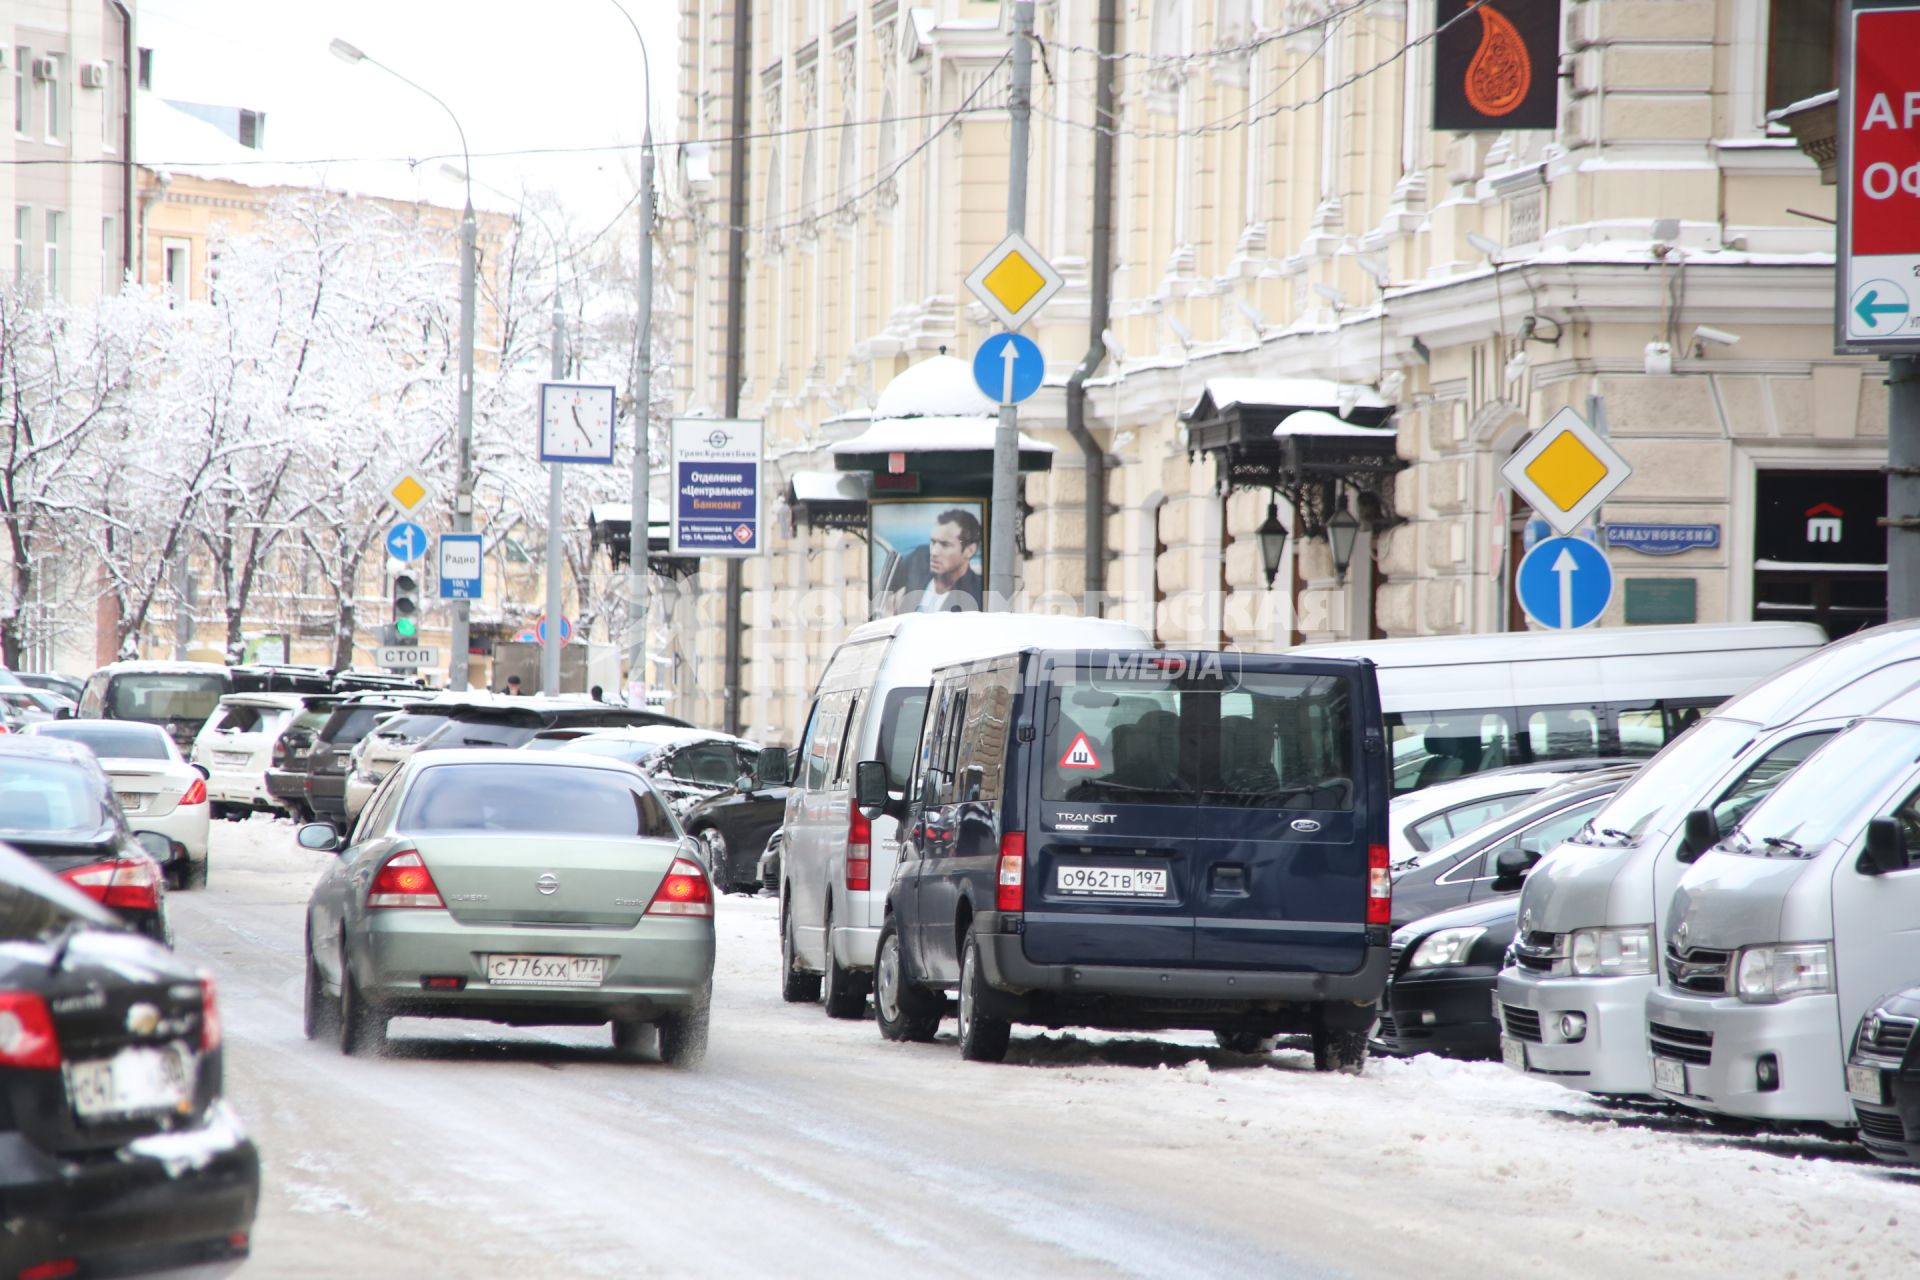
[187,856,208,890]
[657,991,710,1068]
[304,924,338,1042]
[822,906,870,1020]
[338,942,387,1056]
[956,935,1010,1063]
[780,899,822,1004]
[1312,1019,1369,1075]
[873,919,942,1043]
[611,1016,651,1059]
[1215,1030,1277,1055]
[695,828,732,893]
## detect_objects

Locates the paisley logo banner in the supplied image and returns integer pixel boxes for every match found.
[1433,0,1560,132]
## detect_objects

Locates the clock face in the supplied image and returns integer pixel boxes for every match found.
[540,384,616,463]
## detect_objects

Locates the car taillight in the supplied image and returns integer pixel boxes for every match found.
[181,777,207,806]
[367,849,444,909]
[0,990,61,1069]
[200,976,222,1052]
[1367,842,1391,925]
[18,1257,78,1279]
[60,858,161,911]
[647,856,714,917]
[846,804,871,891]
[995,832,1026,912]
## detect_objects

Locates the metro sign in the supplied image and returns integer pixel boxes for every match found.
[1837,2,1920,351]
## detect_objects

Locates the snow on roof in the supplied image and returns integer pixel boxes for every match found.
[788,470,868,503]
[95,660,230,676]
[587,505,670,534]
[873,354,997,419]
[1768,88,1838,121]
[830,417,1055,456]
[1191,377,1387,418]
[1271,409,1398,440]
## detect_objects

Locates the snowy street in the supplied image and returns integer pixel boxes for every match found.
[184,819,1920,1279]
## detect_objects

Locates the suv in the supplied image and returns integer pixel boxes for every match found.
[864,647,1391,1069]
[267,695,345,821]
[306,696,413,826]
[191,692,311,820]
[342,707,456,824]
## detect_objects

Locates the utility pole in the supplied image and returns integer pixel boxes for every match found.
[627,135,654,706]
[987,0,1034,610]
[449,205,477,691]
[540,261,567,695]
[1891,356,1920,620]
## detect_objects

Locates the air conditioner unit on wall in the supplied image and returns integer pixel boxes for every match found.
[79,62,107,90]
[31,56,57,83]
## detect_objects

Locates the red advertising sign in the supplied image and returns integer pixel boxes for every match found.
[1840,3,1920,349]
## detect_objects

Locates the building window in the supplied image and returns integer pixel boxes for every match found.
[41,53,61,143]
[162,237,190,306]
[101,216,116,294]
[14,48,28,135]
[238,108,264,149]
[13,206,27,280]
[1767,0,1840,112]
[100,61,116,150]
[43,210,61,299]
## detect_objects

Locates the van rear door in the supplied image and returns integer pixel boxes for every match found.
[1026,652,1382,973]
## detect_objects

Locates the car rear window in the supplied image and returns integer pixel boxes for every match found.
[209,704,290,735]
[1043,666,1355,809]
[424,720,538,750]
[32,723,172,761]
[0,758,111,836]
[322,704,399,745]
[397,764,677,838]
[108,674,227,723]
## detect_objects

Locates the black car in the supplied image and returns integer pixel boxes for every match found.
[16,671,85,706]
[0,738,173,943]
[1374,893,1522,1060]
[0,838,259,1273]
[682,747,790,893]
[265,694,345,821]
[1389,768,1634,929]
[305,695,415,825]
[1846,986,1920,1161]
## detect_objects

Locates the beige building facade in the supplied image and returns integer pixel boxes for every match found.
[665,0,1867,746]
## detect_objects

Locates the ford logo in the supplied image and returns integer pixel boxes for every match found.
[536,873,560,895]
[1290,818,1322,834]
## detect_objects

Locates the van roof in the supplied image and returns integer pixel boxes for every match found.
[1290,622,1826,669]
[1709,618,1920,729]
[839,611,1148,648]
[91,661,229,677]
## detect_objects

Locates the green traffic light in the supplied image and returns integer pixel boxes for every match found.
[395,617,418,639]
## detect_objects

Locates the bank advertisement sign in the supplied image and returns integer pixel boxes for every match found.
[671,418,763,557]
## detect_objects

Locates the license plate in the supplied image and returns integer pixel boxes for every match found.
[66,1045,193,1119]
[1849,1064,1888,1105]
[1501,1036,1527,1072]
[1652,1055,1687,1095]
[117,794,146,812]
[1054,865,1168,897]
[215,752,249,768]
[485,954,606,988]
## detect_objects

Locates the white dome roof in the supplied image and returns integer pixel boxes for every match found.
[873,354,996,419]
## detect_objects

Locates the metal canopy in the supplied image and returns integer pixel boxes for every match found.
[1183,383,1404,535]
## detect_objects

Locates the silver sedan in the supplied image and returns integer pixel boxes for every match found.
[298,750,716,1065]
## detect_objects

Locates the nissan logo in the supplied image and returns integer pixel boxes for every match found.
[1290,818,1322,834]
[536,873,560,895]
[125,1002,161,1037]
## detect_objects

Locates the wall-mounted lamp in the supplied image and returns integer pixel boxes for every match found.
[1257,502,1289,586]
[1327,501,1361,582]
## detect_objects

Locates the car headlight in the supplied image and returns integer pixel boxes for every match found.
[1735,943,1833,1003]
[1409,926,1487,969]
[1568,926,1654,977]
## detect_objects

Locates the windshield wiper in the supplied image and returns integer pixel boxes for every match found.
[1760,835,1804,857]
[45,920,87,974]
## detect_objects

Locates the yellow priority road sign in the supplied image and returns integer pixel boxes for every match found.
[386,471,434,517]
[1499,406,1631,536]
[964,231,1064,331]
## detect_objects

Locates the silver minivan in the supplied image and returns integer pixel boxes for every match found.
[778,613,1149,1016]
[1497,621,1920,1096]
[1646,686,1920,1126]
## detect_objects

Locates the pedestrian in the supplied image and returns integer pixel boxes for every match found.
[590,684,605,703]
[506,674,523,696]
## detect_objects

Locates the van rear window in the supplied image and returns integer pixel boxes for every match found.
[1043,670,1354,809]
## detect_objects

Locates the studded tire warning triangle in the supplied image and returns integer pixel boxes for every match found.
[1059,733,1101,770]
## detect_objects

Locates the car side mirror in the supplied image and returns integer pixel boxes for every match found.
[854,760,890,816]
[131,830,173,862]
[297,822,341,853]
[1678,808,1719,864]
[191,762,211,780]
[1859,817,1909,877]
[1491,845,1534,892]
[755,747,791,789]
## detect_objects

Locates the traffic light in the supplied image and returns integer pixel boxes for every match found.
[392,572,419,640]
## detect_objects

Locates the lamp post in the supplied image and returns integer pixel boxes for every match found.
[607,1,653,708]
[330,38,478,692]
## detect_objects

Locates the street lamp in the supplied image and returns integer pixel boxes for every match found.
[1256,502,1289,586]
[331,37,479,692]
[606,0,654,709]
[1326,499,1362,582]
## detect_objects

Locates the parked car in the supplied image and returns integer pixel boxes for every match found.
[1389,767,1635,929]
[228,663,336,695]
[24,720,212,888]
[15,670,85,705]
[1498,620,1920,1098]
[300,750,714,1064]
[76,660,233,753]
[1,686,69,723]
[557,725,762,814]
[1374,894,1520,1061]
[0,839,258,1275]
[1847,985,1920,1162]
[1388,760,1633,871]
[869,646,1391,1069]
[681,747,791,893]
[1648,685,1920,1126]
[342,705,452,822]
[0,738,173,941]
[306,695,414,826]
[191,691,311,820]
[758,829,783,895]
[783,612,1151,1019]
[267,695,345,821]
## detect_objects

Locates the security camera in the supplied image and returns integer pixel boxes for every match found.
[1691,325,1741,349]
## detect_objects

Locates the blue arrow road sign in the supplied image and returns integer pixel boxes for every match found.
[385,521,428,563]
[1850,279,1910,333]
[972,333,1044,405]
[1516,535,1613,630]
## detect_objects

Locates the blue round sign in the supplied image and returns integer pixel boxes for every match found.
[972,333,1044,405]
[1516,536,1613,630]
[385,521,428,563]
[535,615,573,643]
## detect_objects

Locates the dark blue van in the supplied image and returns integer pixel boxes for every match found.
[857,647,1391,1069]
